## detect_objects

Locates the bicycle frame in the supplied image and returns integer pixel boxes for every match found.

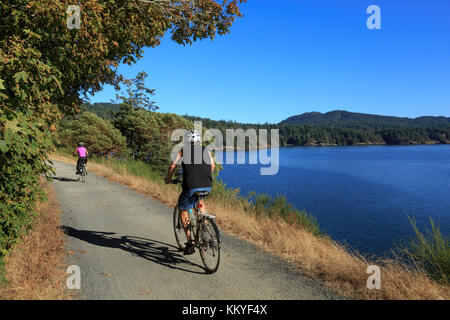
[176,195,222,245]
[77,163,87,182]
[172,181,222,273]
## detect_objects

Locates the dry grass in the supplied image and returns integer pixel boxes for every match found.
[50,154,450,300]
[0,178,70,300]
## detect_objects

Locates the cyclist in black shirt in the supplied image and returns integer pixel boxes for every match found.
[165,130,215,255]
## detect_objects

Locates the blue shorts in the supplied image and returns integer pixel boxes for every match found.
[178,187,211,211]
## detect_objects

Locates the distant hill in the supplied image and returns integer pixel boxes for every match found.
[81,103,450,146]
[280,110,450,128]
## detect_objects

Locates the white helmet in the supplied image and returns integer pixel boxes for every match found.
[187,129,201,144]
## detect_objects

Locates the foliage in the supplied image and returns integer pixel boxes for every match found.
[246,192,321,236]
[0,111,53,280]
[114,108,193,175]
[404,217,449,284]
[115,71,158,111]
[57,112,127,156]
[103,71,193,174]
[2,0,246,114]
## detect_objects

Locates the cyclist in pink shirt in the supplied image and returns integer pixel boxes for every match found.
[73,142,89,174]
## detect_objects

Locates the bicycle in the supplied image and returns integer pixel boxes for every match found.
[171,178,222,273]
[77,163,87,183]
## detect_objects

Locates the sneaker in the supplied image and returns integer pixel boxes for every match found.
[183,241,196,255]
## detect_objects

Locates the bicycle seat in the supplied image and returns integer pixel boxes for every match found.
[194,191,210,197]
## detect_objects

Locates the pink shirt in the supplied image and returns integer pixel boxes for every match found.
[76,146,87,157]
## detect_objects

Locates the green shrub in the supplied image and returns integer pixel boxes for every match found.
[0,111,53,281]
[113,107,193,176]
[404,217,449,284]
[57,112,127,157]
[210,180,243,208]
[248,192,321,236]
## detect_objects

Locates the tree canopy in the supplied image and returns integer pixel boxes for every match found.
[1,0,246,116]
[114,107,193,173]
[58,112,128,156]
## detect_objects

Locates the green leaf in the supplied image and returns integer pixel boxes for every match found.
[0,140,8,152]
[13,71,28,83]
[0,79,5,90]
[5,119,21,134]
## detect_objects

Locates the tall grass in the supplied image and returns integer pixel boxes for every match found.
[404,217,449,284]
[0,178,69,299]
[246,192,321,236]
[91,157,162,181]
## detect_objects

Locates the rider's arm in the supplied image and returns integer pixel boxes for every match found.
[209,151,215,176]
[165,149,182,184]
[73,148,78,156]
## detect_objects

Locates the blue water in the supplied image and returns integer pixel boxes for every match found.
[216,145,450,257]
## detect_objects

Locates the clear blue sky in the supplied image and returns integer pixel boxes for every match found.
[87,0,450,124]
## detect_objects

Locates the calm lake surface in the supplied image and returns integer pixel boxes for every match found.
[216,145,450,257]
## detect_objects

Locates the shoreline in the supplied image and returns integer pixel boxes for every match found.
[213,141,450,151]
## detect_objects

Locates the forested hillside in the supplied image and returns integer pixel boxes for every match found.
[84,104,450,147]
[281,110,450,128]
[179,113,450,146]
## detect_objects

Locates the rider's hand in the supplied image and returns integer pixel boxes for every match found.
[164,177,171,184]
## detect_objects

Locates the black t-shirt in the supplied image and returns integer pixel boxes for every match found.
[181,144,212,191]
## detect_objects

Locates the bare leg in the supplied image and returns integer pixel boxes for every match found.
[180,210,191,241]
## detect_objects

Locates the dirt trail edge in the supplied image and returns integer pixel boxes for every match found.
[52,160,340,300]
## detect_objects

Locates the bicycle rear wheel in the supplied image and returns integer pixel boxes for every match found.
[173,205,187,251]
[199,218,221,273]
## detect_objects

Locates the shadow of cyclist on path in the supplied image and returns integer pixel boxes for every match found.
[61,226,207,274]
[48,176,79,182]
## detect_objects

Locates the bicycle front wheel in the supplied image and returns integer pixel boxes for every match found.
[173,205,187,251]
[199,218,221,273]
